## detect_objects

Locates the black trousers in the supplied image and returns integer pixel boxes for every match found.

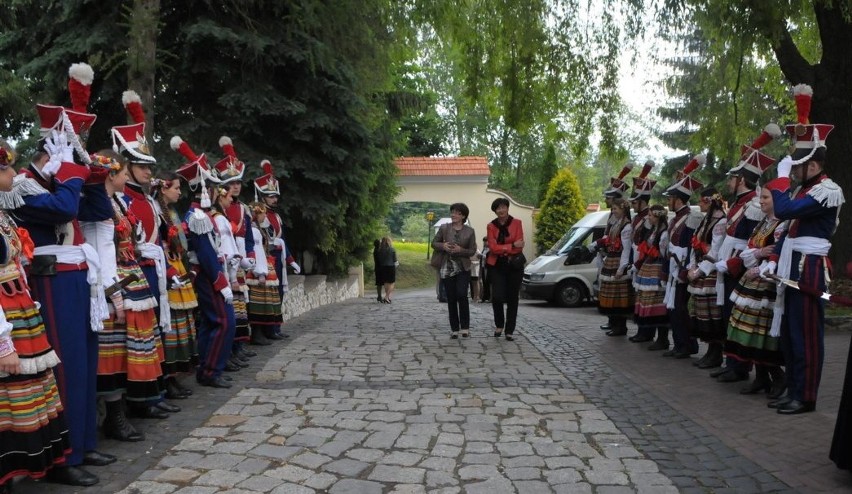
[442,270,471,332]
[490,263,523,335]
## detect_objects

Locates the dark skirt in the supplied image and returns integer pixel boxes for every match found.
[831,335,852,470]
[378,265,396,284]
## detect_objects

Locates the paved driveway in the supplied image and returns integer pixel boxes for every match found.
[12,289,852,493]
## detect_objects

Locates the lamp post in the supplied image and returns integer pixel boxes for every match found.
[425,211,435,260]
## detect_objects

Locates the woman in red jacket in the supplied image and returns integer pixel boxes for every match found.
[486,198,525,341]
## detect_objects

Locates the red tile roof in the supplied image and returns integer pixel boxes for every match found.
[395,156,490,176]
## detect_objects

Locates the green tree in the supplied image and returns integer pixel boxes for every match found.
[534,168,586,255]
[400,213,429,242]
[537,142,558,205]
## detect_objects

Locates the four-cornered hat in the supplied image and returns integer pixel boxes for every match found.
[728,123,782,183]
[253,159,280,201]
[214,136,245,184]
[628,160,655,201]
[111,90,156,164]
[664,153,705,200]
[171,136,215,187]
[603,163,635,198]
[663,175,704,200]
[787,84,834,165]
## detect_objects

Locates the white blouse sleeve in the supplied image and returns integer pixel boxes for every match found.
[251,226,269,276]
[619,223,633,269]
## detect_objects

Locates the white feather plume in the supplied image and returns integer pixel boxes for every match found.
[68,63,94,85]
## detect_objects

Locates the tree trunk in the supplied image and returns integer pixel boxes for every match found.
[126,0,160,140]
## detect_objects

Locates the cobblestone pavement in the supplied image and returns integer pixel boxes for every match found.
[13,289,852,493]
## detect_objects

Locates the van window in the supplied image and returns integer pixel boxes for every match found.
[549,226,604,256]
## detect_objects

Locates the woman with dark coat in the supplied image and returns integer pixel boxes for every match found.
[432,203,477,338]
[486,198,525,341]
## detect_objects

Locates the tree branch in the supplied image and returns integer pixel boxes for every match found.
[770,23,813,85]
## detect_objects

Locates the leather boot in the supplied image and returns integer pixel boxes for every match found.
[250,330,272,346]
[647,328,669,351]
[165,377,190,400]
[740,365,771,394]
[767,366,787,399]
[103,400,144,442]
[697,342,724,369]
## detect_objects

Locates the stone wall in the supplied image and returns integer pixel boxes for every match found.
[280,271,362,321]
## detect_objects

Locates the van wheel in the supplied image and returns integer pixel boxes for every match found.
[554,280,585,307]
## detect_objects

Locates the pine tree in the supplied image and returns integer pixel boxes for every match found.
[533,168,586,255]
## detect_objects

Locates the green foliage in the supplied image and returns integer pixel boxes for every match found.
[538,142,558,205]
[533,168,586,255]
[400,213,430,242]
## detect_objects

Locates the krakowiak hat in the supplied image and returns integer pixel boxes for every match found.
[628,160,656,201]
[603,163,635,198]
[727,123,782,183]
[35,63,97,163]
[214,136,245,184]
[110,90,156,165]
[172,136,218,208]
[663,153,705,200]
[787,84,834,165]
[253,159,280,201]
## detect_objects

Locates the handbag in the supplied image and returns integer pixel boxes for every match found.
[429,251,445,269]
[507,253,527,270]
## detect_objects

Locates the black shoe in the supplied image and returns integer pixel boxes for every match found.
[130,405,170,419]
[165,379,190,400]
[232,357,250,368]
[709,367,730,378]
[600,323,611,330]
[450,332,459,339]
[82,450,117,467]
[662,349,677,357]
[199,377,233,389]
[505,335,515,341]
[717,371,749,383]
[250,332,272,346]
[46,466,99,487]
[672,350,693,359]
[267,333,285,340]
[493,331,503,337]
[222,375,233,381]
[155,401,181,413]
[224,361,242,372]
[777,400,816,415]
[768,396,793,409]
[740,378,771,395]
[697,355,723,369]
[629,335,653,343]
[647,339,670,351]
[241,349,258,358]
[606,329,627,336]
[768,381,787,400]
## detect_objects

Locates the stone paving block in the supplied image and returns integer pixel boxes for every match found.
[505,466,541,480]
[496,441,535,457]
[236,474,285,492]
[322,458,371,476]
[265,464,314,483]
[551,483,593,494]
[328,479,383,494]
[461,453,501,465]
[513,480,555,493]
[290,451,334,469]
[584,469,630,485]
[194,469,251,488]
[503,455,546,468]
[458,464,502,480]
[367,464,427,483]
[155,468,202,483]
[172,487,219,494]
[193,453,245,470]
[461,476,514,494]
[269,482,316,494]
[250,444,302,461]
[381,451,424,466]
[303,472,338,490]
[118,481,179,494]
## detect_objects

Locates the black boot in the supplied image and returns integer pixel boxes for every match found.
[250,330,272,346]
[647,328,669,351]
[697,342,723,369]
[606,318,627,336]
[767,366,787,399]
[103,400,144,442]
[740,365,771,394]
[165,377,190,400]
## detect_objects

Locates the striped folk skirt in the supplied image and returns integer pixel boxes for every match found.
[598,254,634,316]
[246,255,282,326]
[725,275,782,366]
[97,262,164,403]
[633,261,668,328]
[163,258,198,376]
[688,273,725,341]
[0,277,70,484]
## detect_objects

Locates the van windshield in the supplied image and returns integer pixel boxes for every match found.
[547,226,592,256]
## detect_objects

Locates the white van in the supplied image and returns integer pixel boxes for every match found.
[521,210,609,307]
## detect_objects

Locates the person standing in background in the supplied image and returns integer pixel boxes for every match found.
[375,237,397,303]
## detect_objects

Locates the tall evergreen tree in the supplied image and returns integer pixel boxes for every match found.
[533,168,586,255]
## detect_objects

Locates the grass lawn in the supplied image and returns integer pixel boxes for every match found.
[366,242,436,290]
